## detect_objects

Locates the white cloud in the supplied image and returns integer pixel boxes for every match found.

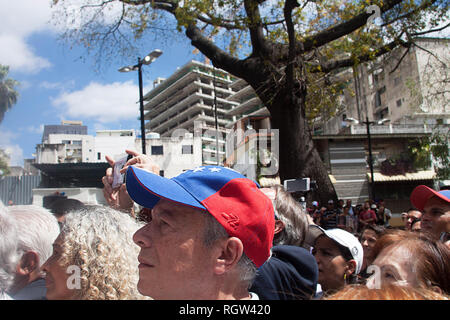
[24,124,45,135]
[39,80,76,91]
[51,0,127,32]
[51,81,140,123]
[0,0,53,73]
[0,0,132,74]
[0,34,52,74]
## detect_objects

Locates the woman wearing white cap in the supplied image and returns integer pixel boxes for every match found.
[311,226,363,296]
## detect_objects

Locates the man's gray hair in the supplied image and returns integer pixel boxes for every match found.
[0,202,19,291]
[203,213,257,285]
[7,205,60,269]
[272,185,308,247]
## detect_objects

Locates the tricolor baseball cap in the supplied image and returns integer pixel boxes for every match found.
[312,225,363,274]
[126,165,275,267]
[410,185,450,211]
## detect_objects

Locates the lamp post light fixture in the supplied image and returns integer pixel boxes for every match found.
[118,49,163,154]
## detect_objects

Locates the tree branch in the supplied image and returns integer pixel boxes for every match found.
[299,0,403,53]
[284,0,301,90]
[310,38,410,74]
[244,0,269,55]
[411,22,450,36]
[380,0,440,28]
[185,24,248,78]
[389,46,410,74]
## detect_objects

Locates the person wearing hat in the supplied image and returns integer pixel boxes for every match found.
[410,185,450,243]
[126,165,275,300]
[250,185,319,300]
[311,226,363,296]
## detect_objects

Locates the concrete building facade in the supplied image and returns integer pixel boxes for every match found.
[142,60,240,165]
[342,37,449,125]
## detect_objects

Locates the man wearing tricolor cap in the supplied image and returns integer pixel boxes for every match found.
[126,165,275,300]
[410,185,450,242]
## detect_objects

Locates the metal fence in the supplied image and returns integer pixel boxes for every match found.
[0,175,41,205]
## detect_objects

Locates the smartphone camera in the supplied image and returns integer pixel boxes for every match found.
[112,154,133,189]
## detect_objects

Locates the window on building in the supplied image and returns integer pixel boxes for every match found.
[396,99,402,107]
[151,145,164,155]
[375,91,382,107]
[182,145,193,154]
[97,152,101,160]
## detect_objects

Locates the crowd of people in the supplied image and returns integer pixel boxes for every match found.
[1,150,449,301]
[307,198,392,234]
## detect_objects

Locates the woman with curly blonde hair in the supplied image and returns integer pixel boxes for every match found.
[41,205,147,300]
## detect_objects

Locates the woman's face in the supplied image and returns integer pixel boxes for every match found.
[41,233,75,300]
[366,243,418,289]
[313,235,352,292]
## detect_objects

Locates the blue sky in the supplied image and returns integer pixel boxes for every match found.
[0,0,198,166]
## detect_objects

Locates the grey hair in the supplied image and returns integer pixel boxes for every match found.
[203,213,257,285]
[7,205,60,269]
[272,185,308,247]
[0,202,19,291]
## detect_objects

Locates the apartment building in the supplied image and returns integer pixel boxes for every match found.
[36,121,95,164]
[343,37,449,125]
[142,60,240,165]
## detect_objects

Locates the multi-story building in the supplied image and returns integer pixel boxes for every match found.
[32,121,203,205]
[142,60,240,165]
[342,37,449,125]
[36,121,94,164]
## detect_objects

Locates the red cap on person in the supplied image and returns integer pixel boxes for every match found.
[126,165,275,267]
[410,185,450,211]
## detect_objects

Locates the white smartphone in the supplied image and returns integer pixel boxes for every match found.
[112,154,132,189]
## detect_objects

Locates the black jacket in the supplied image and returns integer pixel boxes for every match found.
[250,245,318,300]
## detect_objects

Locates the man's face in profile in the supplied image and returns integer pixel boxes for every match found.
[133,199,218,299]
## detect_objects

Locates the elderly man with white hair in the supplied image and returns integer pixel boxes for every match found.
[0,203,60,299]
[0,202,18,300]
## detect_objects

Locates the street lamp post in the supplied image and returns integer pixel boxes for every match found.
[345,116,390,202]
[363,116,376,201]
[119,49,163,154]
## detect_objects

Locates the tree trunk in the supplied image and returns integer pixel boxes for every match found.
[185,25,338,203]
[243,59,338,204]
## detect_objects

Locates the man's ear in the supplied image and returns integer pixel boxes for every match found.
[274,220,285,235]
[345,259,357,276]
[430,285,443,295]
[213,237,244,276]
[16,251,39,276]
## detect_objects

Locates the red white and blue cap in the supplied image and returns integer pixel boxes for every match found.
[410,185,450,211]
[126,165,275,267]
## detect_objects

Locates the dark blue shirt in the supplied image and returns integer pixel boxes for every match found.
[250,245,318,300]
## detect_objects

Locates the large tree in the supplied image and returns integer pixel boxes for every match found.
[0,65,19,124]
[52,0,449,203]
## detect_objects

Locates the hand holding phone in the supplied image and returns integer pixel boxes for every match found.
[112,154,133,189]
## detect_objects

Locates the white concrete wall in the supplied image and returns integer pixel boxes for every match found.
[94,130,136,162]
[136,135,203,178]
[32,187,106,206]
